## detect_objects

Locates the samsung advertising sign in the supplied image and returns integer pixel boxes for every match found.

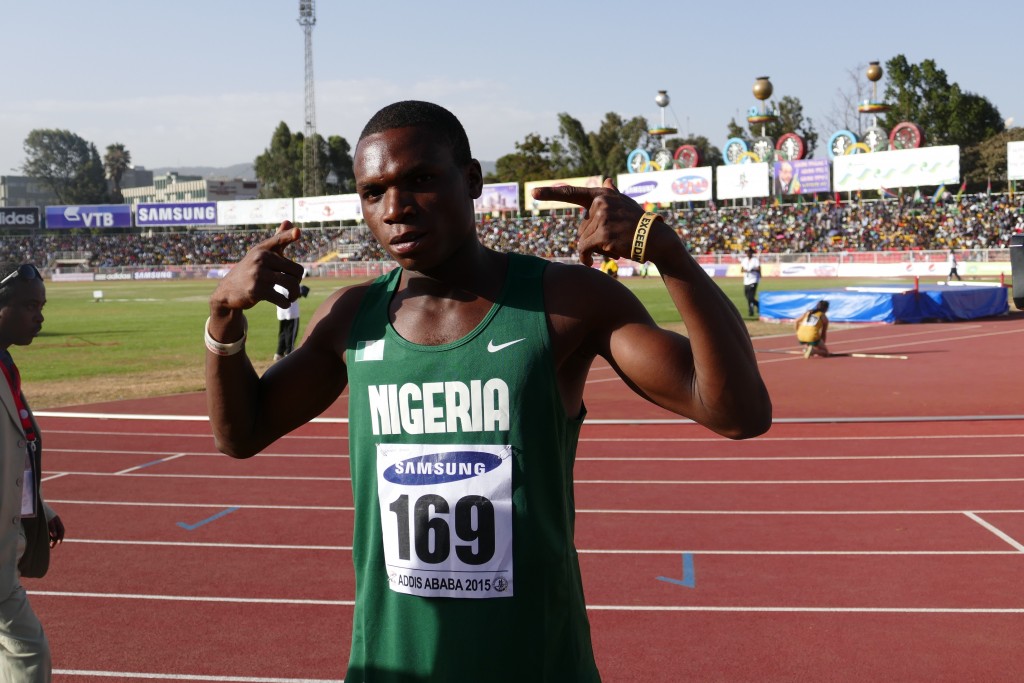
[45,204,132,229]
[135,202,217,227]
[0,207,41,229]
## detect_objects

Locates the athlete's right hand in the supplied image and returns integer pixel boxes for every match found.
[209,221,305,315]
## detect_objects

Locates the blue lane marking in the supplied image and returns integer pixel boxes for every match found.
[133,457,170,471]
[657,553,696,588]
[177,507,240,531]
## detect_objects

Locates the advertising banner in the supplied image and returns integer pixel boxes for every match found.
[135,202,217,227]
[1008,141,1024,181]
[715,163,770,200]
[216,198,293,226]
[293,194,362,223]
[616,167,713,203]
[832,145,960,192]
[773,159,830,195]
[524,176,601,211]
[474,183,520,213]
[0,207,40,229]
[45,204,132,229]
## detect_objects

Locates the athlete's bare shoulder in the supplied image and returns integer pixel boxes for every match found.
[303,278,380,363]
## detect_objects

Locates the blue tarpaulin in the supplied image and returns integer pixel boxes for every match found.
[759,285,1008,324]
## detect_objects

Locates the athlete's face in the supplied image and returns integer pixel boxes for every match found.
[0,277,45,349]
[355,126,483,272]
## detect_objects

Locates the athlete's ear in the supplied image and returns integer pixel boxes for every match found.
[466,159,483,199]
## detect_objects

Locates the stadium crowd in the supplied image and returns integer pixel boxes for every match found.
[1,194,1021,269]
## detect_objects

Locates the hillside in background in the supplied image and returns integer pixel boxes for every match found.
[150,163,255,180]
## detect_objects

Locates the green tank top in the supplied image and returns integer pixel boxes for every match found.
[344,253,600,682]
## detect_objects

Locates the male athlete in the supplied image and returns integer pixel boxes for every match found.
[206,101,771,681]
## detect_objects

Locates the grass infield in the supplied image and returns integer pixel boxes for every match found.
[17,274,1007,409]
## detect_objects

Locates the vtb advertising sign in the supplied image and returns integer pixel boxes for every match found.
[45,204,132,229]
[0,207,41,229]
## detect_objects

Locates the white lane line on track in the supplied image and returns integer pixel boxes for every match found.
[33,591,1024,615]
[46,471,349,482]
[964,512,1024,552]
[576,454,1024,462]
[36,411,1024,425]
[41,471,1024,485]
[43,428,346,440]
[580,433,1024,442]
[41,433,1024,445]
[68,538,351,551]
[43,499,1024,515]
[30,590,353,605]
[574,477,1024,485]
[58,538,1020,556]
[48,500,354,511]
[53,672,342,683]
[47,448,347,459]
[588,606,1024,613]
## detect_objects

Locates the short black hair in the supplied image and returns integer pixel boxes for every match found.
[359,100,472,165]
[815,300,830,312]
[0,263,28,307]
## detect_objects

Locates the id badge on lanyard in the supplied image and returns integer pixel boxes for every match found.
[22,446,36,517]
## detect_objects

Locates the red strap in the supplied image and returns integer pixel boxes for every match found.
[0,360,36,442]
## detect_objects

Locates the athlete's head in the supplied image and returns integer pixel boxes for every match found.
[359,101,472,166]
[815,300,830,313]
[354,102,483,272]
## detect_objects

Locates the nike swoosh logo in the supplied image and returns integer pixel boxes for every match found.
[487,338,526,353]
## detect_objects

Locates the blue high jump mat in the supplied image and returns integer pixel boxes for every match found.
[758,283,1009,323]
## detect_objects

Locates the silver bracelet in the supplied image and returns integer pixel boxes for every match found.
[204,316,247,356]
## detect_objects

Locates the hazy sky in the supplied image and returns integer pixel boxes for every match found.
[3,0,1019,173]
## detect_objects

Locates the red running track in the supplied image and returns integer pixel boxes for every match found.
[25,316,1024,682]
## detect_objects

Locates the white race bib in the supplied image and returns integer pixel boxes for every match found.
[377,443,513,599]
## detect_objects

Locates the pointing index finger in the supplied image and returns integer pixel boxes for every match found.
[530,184,602,209]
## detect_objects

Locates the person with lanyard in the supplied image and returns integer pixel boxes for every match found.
[0,264,64,683]
[204,101,771,681]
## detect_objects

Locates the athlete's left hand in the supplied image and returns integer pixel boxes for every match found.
[531,178,648,267]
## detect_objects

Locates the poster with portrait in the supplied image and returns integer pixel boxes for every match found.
[773,159,830,196]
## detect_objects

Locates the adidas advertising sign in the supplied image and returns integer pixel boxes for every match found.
[0,207,40,229]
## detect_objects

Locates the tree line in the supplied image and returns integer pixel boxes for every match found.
[17,55,1024,207]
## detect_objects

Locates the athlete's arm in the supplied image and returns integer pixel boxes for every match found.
[535,181,771,440]
[206,222,351,458]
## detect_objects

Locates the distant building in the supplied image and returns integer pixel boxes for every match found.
[122,172,259,206]
[0,175,59,208]
[119,165,154,190]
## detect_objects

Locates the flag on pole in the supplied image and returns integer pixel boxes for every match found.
[931,184,946,203]
[912,188,922,204]
[955,180,967,201]
[879,187,898,200]
[987,178,992,196]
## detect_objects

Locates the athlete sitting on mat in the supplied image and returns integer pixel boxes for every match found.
[205,100,772,682]
[795,300,830,358]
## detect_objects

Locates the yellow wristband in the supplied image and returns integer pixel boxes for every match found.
[632,212,658,263]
